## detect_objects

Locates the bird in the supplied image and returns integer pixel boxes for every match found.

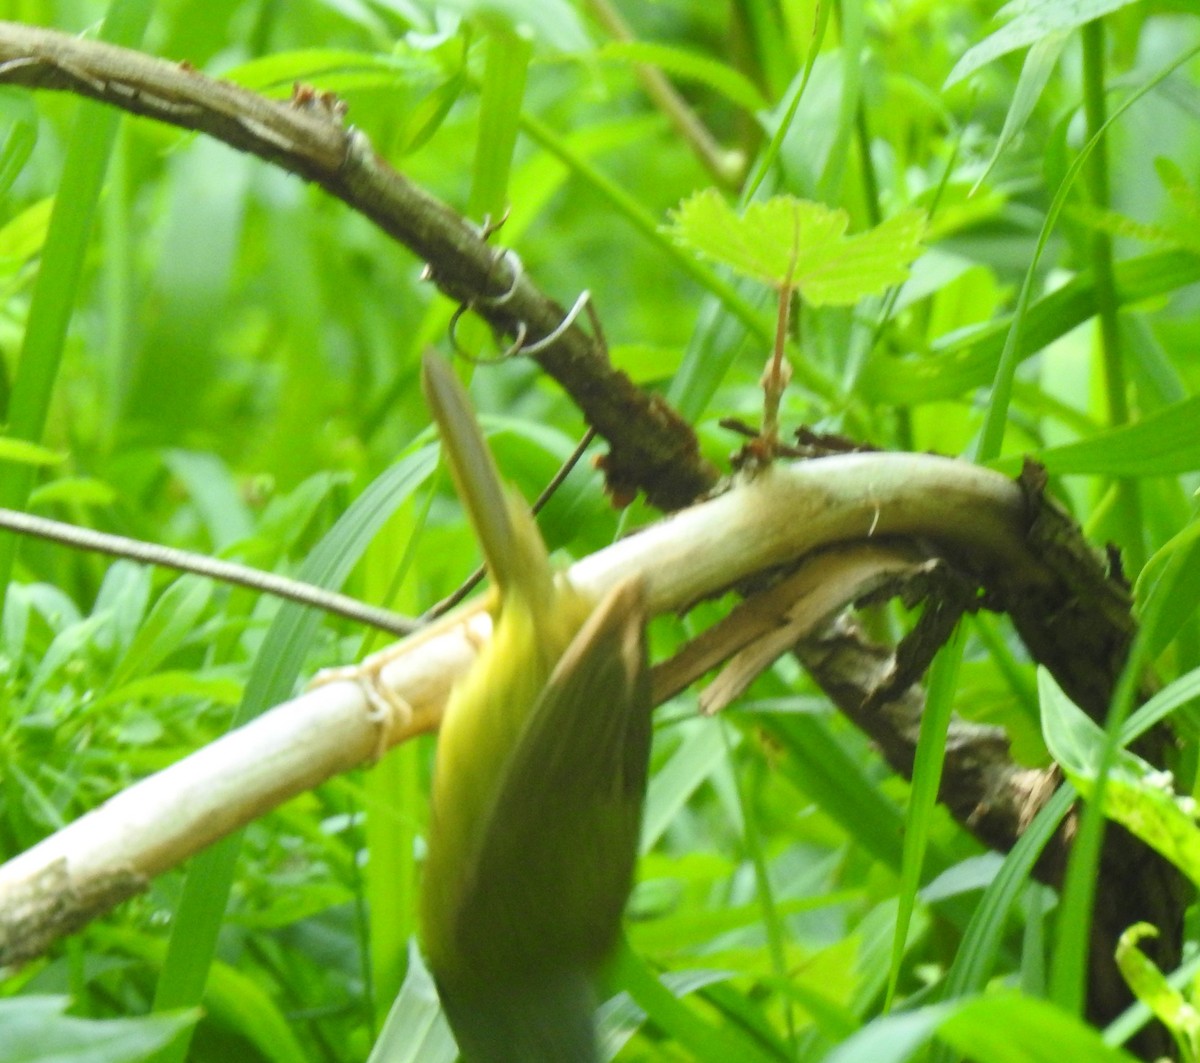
[418,352,651,1063]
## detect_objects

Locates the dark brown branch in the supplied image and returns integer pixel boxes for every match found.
[0,21,717,511]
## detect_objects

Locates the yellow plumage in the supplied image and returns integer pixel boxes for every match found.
[417,355,650,1062]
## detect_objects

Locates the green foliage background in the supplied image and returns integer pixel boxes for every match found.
[1,0,1200,1060]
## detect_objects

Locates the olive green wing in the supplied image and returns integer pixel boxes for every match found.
[453,576,652,979]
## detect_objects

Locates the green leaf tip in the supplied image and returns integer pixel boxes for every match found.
[664,189,924,305]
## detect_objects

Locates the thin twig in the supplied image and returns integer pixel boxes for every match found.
[0,508,417,635]
[422,426,598,620]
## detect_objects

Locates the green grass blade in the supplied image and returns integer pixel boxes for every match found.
[885,623,964,1011]
[0,0,156,612]
[927,785,1075,1063]
[991,394,1200,477]
[721,721,796,1052]
[760,710,911,873]
[608,937,782,1063]
[149,447,437,1061]
[1047,530,1191,1015]
[469,26,531,221]
[938,993,1138,1063]
[859,249,1200,405]
[518,112,775,349]
[974,39,1200,462]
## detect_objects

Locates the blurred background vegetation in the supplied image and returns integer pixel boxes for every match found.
[2,1,1200,1060]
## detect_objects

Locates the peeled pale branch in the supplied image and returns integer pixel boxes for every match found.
[418,354,651,1063]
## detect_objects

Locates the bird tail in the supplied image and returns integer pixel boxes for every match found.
[438,969,599,1063]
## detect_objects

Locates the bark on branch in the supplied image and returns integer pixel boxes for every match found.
[0,20,716,510]
[0,454,1165,1003]
[0,455,1041,961]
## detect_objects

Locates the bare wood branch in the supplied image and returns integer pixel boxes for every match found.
[2,453,1050,965]
[0,20,716,511]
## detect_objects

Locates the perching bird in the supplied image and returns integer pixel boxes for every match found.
[418,353,651,1063]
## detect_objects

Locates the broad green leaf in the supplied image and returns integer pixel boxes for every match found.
[1115,923,1200,1060]
[666,190,924,304]
[946,0,1145,87]
[367,943,458,1063]
[110,576,213,689]
[0,436,65,467]
[0,997,196,1061]
[788,991,1138,1063]
[991,395,1200,477]
[938,993,1138,1062]
[824,1003,957,1063]
[1040,669,1200,888]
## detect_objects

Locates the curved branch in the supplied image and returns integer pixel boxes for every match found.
[0,454,1120,966]
[0,21,716,510]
